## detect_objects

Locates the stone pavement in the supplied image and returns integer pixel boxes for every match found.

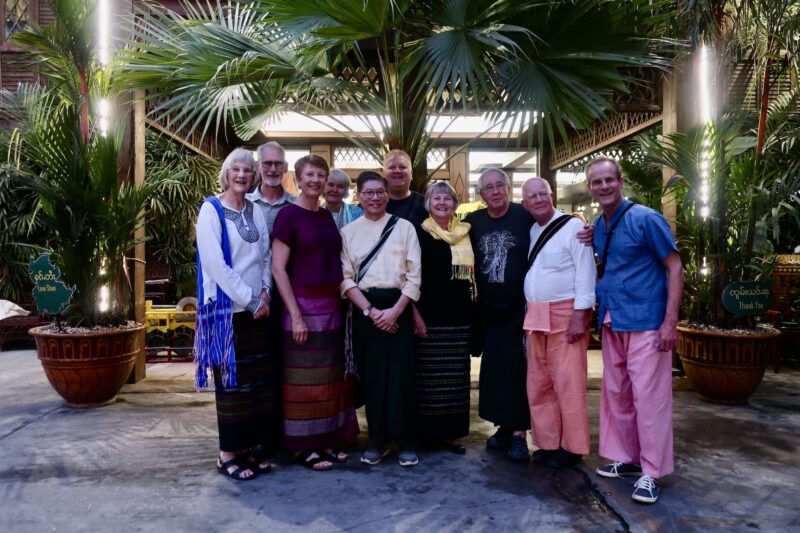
[0,347,798,532]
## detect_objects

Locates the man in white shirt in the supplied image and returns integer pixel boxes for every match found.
[246,141,297,235]
[521,177,596,468]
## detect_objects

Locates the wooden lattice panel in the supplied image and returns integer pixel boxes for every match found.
[551,111,662,169]
[330,66,381,93]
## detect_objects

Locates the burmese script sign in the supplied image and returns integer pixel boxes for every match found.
[722,281,771,315]
[28,253,74,315]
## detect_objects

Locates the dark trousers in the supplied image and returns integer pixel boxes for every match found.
[353,288,417,443]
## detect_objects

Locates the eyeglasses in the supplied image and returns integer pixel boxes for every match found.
[260,160,285,168]
[360,189,387,199]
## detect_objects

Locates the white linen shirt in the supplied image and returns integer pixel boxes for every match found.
[196,197,272,313]
[523,209,596,310]
[339,213,422,302]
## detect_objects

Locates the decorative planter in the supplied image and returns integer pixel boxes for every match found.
[29,324,145,408]
[676,324,781,405]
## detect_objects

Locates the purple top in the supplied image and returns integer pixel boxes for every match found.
[271,203,344,286]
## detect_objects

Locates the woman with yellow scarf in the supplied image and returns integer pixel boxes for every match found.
[412,181,477,455]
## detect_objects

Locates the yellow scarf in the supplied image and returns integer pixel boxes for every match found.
[422,216,477,299]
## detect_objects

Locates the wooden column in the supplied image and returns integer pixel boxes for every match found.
[127,90,147,383]
[538,145,557,202]
[448,146,469,203]
[115,0,144,382]
[311,144,332,166]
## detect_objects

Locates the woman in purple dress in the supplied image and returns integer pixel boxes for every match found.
[271,154,359,471]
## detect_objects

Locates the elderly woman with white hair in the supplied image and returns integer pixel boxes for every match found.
[195,148,280,481]
[323,168,363,229]
[412,181,476,455]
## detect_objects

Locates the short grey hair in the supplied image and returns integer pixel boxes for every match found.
[328,168,352,199]
[476,168,510,193]
[257,141,285,161]
[424,181,459,213]
[522,176,552,196]
[218,148,257,192]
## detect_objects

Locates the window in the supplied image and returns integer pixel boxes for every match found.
[4,0,29,40]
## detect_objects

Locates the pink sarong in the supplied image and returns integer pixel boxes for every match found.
[525,299,590,455]
[599,322,674,479]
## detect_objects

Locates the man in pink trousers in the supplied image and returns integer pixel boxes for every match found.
[587,158,684,504]
[521,178,596,469]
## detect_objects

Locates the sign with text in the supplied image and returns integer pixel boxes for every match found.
[722,281,771,315]
[27,253,74,315]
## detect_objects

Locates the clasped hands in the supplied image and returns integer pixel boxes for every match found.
[368,305,401,334]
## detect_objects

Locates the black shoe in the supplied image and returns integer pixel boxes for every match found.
[545,448,582,468]
[596,461,643,478]
[531,448,557,464]
[507,435,530,462]
[486,428,512,450]
[444,441,467,455]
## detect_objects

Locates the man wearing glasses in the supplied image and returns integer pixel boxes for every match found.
[465,168,534,462]
[340,171,422,467]
[247,141,297,235]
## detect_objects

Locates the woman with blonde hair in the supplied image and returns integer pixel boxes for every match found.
[322,168,363,229]
[412,181,476,454]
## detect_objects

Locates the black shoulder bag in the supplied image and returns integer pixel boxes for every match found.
[596,203,635,280]
[527,214,574,269]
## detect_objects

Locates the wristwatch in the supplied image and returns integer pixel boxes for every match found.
[363,304,373,317]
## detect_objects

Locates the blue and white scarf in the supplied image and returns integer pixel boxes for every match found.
[193,196,237,389]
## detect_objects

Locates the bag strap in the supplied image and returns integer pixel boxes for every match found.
[527,214,573,269]
[196,196,234,303]
[596,202,635,280]
[356,215,399,283]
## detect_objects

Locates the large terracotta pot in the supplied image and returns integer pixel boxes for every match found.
[676,324,781,405]
[29,324,144,408]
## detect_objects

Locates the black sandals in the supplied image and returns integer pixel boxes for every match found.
[294,451,334,471]
[216,455,257,481]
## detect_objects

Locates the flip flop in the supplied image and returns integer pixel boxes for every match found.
[294,451,334,471]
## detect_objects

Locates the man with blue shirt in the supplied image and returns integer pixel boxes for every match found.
[586,157,684,505]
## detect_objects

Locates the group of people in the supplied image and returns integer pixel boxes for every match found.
[194,142,683,505]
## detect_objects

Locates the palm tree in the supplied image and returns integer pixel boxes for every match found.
[656,0,800,327]
[0,0,156,326]
[122,0,673,189]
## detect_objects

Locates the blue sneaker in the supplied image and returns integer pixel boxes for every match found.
[596,461,643,478]
[632,475,660,504]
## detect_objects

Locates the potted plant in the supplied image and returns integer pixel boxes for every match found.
[0,0,154,407]
[633,97,800,403]
[624,1,800,404]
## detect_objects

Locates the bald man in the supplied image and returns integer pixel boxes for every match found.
[521,177,595,469]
